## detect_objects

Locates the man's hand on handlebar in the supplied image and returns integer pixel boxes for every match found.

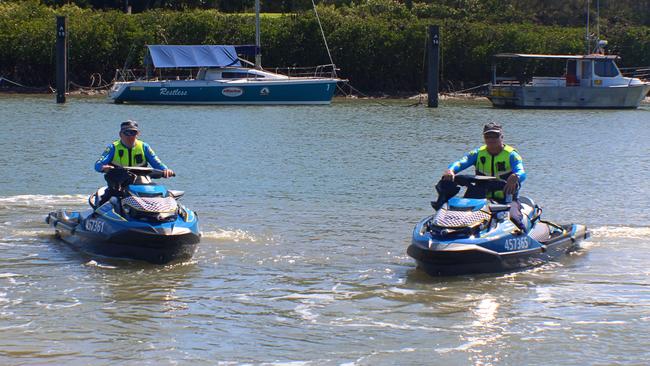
[101,165,114,173]
[162,169,175,178]
[504,174,519,195]
[442,169,455,181]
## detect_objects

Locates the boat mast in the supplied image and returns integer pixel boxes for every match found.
[255,0,261,69]
[585,0,590,54]
[596,0,600,42]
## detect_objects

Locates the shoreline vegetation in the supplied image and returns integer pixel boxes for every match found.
[1,0,649,96]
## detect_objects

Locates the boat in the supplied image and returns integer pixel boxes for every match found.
[46,167,200,264]
[407,175,590,276]
[109,45,339,105]
[109,1,342,105]
[488,1,649,109]
[488,52,650,109]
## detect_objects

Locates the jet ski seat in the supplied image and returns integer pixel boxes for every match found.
[432,199,491,229]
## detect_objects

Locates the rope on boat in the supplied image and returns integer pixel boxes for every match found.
[69,73,113,91]
[0,76,52,92]
[311,0,336,77]
[0,76,31,88]
[444,83,490,95]
[1,74,113,93]
[335,81,391,106]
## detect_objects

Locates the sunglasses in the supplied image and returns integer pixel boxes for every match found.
[122,130,138,136]
[484,133,502,139]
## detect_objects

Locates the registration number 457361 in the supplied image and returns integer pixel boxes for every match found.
[504,237,529,251]
[85,219,104,233]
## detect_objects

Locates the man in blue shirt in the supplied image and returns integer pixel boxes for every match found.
[94,121,174,206]
[435,122,527,231]
[441,122,526,200]
[95,120,174,177]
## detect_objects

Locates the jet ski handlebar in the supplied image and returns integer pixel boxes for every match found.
[453,174,505,186]
[432,175,507,210]
[113,166,175,179]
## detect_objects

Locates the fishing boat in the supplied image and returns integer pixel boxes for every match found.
[488,52,650,109]
[109,1,341,105]
[488,1,650,109]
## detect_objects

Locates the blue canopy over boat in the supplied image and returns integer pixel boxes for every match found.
[146,45,241,68]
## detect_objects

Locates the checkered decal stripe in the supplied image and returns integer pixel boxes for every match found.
[432,208,491,228]
[122,196,178,213]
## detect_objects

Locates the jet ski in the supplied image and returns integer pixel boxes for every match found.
[46,167,200,264]
[408,175,589,276]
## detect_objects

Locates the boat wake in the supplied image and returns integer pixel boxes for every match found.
[0,194,87,209]
[201,228,272,244]
[590,225,650,240]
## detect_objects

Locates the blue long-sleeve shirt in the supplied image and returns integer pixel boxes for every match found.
[448,147,526,183]
[94,141,168,173]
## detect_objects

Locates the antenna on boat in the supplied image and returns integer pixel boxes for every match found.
[585,0,590,54]
[596,0,600,42]
[588,0,606,54]
[255,0,261,69]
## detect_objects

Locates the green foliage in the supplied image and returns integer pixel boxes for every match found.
[1,1,649,92]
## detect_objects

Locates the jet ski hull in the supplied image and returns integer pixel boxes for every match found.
[47,209,200,264]
[408,214,589,276]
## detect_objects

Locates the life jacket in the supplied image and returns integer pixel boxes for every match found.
[475,144,516,200]
[111,140,147,168]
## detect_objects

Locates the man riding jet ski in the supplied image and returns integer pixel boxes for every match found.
[46,121,200,264]
[407,123,589,276]
[438,122,526,231]
[95,120,174,206]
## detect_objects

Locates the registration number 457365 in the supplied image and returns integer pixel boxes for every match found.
[504,237,529,251]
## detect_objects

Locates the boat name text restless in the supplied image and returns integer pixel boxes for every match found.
[160,88,188,96]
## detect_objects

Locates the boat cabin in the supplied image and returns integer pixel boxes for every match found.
[196,67,288,81]
[491,53,627,88]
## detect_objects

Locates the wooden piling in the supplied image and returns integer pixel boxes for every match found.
[427,25,440,108]
[56,16,67,104]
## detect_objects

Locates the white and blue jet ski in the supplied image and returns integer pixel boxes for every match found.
[46,167,200,264]
[408,175,589,276]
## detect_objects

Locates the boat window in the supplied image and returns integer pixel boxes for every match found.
[594,60,620,77]
[566,60,577,76]
[222,72,250,79]
[565,60,579,86]
[248,73,265,78]
[581,61,592,79]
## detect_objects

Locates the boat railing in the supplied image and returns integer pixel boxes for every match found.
[114,65,339,82]
[619,66,650,82]
[493,77,524,86]
[113,68,200,82]
[268,64,338,79]
[114,68,139,82]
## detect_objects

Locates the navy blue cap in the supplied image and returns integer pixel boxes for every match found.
[483,122,503,135]
[120,120,139,132]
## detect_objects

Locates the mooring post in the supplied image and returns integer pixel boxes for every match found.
[56,15,67,104]
[427,25,440,108]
